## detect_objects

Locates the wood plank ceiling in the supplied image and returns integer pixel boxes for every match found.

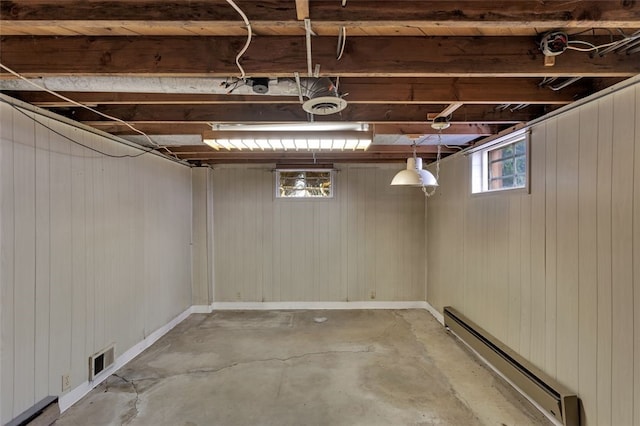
[1,0,639,165]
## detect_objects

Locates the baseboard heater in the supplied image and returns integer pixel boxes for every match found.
[443,306,579,426]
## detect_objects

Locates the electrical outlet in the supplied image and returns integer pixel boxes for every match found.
[62,374,71,391]
[370,290,376,300]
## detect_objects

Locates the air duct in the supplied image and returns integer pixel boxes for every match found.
[0,75,349,115]
[300,77,347,115]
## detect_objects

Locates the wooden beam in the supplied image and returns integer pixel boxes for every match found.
[295,0,309,20]
[169,144,449,154]
[2,76,593,106]
[2,1,639,27]
[164,144,457,163]
[1,36,637,77]
[66,121,499,136]
[373,123,498,136]
[64,103,541,123]
[1,21,625,37]
[434,103,464,119]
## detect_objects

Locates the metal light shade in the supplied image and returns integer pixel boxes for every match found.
[391,157,439,187]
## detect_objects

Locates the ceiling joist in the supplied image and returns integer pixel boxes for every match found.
[3,76,601,106]
[164,144,457,164]
[60,104,541,124]
[74,122,498,136]
[2,1,639,29]
[1,0,638,164]
[1,36,638,77]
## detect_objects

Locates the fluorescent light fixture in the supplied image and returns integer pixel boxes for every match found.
[203,130,372,151]
[212,122,369,132]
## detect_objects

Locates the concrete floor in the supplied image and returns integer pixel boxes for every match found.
[56,310,551,425]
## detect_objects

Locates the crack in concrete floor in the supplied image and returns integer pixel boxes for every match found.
[111,374,140,425]
[57,310,552,426]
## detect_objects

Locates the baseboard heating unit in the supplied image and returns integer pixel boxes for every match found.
[443,306,579,426]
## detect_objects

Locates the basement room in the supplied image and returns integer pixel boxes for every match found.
[1,1,639,425]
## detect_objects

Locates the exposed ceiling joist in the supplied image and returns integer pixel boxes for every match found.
[164,144,457,164]
[0,76,602,105]
[432,103,464,120]
[2,1,639,29]
[73,122,498,136]
[1,36,638,77]
[61,103,541,123]
[1,0,638,165]
[372,123,497,136]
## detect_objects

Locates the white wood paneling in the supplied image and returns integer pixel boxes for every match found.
[33,116,51,402]
[426,81,639,426]
[0,104,15,422]
[528,124,546,369]
[577,100,599,426]
[633,84,640,426]
[0,99,192,424]
[213,164,426,302]
[192,167,211,305]
[596,94,614,426]
[544,118,558,378]
[12,107,36,413]
[610,89,635,426]
[556,109,580,392]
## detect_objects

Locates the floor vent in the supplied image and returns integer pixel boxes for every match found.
[89,344,115,381]
[443,306,579,426]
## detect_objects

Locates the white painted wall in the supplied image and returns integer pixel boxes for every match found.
[212,164,426,302]
[0,100,193,424]
[426,81,640,426]
[191,167,214,306]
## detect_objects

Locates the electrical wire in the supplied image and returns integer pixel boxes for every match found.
[566,39,620,52]
[422,135,441,198]
[3,99,155,158]
[337,26,347,60]
[567,28,614,38]
[0,62,164,150]
[304,18,314,76]
[225,0,253,80]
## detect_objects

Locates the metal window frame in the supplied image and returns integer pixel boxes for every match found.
[275,169,335,199]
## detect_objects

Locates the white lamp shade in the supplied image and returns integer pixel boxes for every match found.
[391,157,439,187]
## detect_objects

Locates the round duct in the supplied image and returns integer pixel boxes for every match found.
[302,96,348,115]
[301,77,348,115]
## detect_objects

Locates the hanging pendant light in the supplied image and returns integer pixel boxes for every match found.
[390,156,438,187]
[390,116,448,195]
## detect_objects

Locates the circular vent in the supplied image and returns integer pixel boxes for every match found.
[302,96,348,115]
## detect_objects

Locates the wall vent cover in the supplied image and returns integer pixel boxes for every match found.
[89,344,115,381]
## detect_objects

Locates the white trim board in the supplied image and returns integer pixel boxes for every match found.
[424,302,444,325]
[210,301,431,310]
[58,306,193,413]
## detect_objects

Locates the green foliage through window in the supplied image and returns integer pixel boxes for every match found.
[488,139,526,190]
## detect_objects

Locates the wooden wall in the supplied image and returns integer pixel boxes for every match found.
[0,101,193,424]
[191,167,214,306]
[212,164,426,302]
[426,82,640,426]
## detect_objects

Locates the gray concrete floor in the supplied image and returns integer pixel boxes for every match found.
[57,310,551,425]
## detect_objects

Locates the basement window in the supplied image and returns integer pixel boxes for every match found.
[470,129,529,194]
[276,170,334,198]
